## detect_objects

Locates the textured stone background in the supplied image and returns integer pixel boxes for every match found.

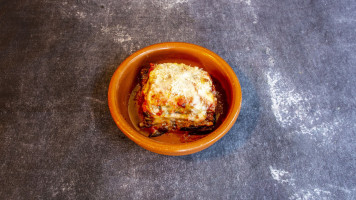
[1,0,356,199]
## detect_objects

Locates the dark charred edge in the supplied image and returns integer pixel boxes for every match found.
[180,126,214,135]
[140,66,150,85]
[148,129,167,137]
[138,65,152,129]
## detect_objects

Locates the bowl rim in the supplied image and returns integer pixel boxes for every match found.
[108,42,242,156]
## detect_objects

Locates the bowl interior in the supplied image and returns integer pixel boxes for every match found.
[109,43,241,155]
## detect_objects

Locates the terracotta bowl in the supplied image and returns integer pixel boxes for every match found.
[108,42,242,156]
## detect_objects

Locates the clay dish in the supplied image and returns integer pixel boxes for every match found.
[108,42,242,156]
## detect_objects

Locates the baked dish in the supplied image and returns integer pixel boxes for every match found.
[137,63,217,137]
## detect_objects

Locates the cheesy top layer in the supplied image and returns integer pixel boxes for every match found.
[142,63,217,123]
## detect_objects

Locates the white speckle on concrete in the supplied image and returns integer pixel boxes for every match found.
[327,184,355,194]
[154,0,189,9]
[289,188,331,200]
[244,0,258,24]
[58,1,89,20]
[293,114,343,145]
[297,119,339,138]
[252,12,258,24]
[269,166,295,186]
[269,167,338,200]
[173,0,188,3]
[76,11,86,19]
[334,17,356,24]
[114,35,132,43]
[265,61,341,144]
[242,0,258,24]
[266,47,275,67]
[100,25,132,44]
[266,69,311,128]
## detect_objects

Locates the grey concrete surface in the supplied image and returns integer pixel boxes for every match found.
[1,0,356,199]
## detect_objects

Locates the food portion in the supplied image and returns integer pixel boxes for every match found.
[137,63,217,137]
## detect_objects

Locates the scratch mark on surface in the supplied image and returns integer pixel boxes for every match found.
[90,110,95,122]
[85,97,105,105]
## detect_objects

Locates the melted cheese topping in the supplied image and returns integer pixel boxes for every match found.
[142,63,217,123]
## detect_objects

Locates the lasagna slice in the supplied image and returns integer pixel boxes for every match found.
[138,63,217,137]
